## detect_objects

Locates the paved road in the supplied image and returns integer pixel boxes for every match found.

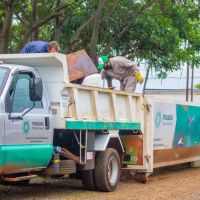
[1,166,200,200]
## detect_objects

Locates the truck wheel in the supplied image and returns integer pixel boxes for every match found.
[95,148,120,192]
[81,170,96,190]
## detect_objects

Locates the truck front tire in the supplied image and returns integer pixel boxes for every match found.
[95,148,120,192]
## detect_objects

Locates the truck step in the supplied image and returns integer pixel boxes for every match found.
[1,175,37,182]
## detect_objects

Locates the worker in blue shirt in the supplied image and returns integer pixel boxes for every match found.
[20,41,59,53]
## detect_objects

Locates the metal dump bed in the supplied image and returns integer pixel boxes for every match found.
[61,84,142,129]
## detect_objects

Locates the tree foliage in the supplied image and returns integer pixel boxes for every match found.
[0,0,200,76]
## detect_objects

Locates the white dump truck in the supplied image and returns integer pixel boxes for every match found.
[0,53,200,192]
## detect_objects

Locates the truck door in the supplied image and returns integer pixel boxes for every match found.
[4,71,53,171]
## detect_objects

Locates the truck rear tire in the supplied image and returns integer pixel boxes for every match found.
[81,170,96,190]
[95,148,120,192]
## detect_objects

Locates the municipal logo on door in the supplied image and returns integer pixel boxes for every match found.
[23,121,30,135]
[155,111,162,128]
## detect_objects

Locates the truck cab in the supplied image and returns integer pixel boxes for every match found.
[0,63,53,174]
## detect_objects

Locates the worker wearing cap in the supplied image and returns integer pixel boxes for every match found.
[20,41,59,53]
[98,56,144,93]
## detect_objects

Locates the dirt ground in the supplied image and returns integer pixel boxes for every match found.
[1,165,200,200]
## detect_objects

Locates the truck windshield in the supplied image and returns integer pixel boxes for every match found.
[0,67,10,96]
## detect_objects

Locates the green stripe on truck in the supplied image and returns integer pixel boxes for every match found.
[66,120,141,130]
[0,144,53,169]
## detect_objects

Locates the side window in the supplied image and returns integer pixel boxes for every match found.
[8,73,42,113]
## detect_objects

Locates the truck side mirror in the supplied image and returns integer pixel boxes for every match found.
[30,78,43,101]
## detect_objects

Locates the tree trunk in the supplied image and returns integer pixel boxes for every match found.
[89,13,100,64]
[31,0,39,40]
[54,0,63,42]
[89,0,108,64]
[0,0,14,53]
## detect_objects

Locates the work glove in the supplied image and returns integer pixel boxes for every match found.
[134,71,144,84]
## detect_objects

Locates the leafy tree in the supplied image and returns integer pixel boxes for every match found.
[1,0,200,89]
